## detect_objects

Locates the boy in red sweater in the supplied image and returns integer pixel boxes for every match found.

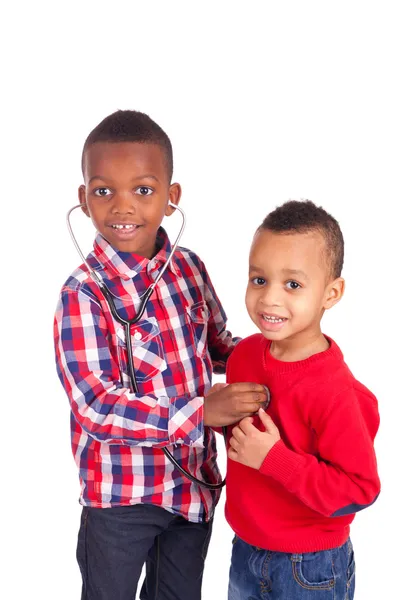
[224,200,380,599]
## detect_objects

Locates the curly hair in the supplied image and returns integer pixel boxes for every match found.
[259,200,344,278]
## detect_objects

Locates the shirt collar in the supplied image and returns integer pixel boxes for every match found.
[92,227,182,281]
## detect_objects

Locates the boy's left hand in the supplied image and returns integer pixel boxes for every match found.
[228,408,281,470]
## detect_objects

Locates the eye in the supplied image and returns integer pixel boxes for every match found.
[93,187,112,197]
[135,186,153,196]
[251,277,266,286]
[285,280,301,290]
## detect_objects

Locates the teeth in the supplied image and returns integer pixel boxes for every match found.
[112,224,135,230]
[262,315,285,322]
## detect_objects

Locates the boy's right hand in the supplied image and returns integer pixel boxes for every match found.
[204,382,269,427]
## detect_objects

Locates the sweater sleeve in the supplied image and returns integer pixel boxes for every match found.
[260,385,380,517]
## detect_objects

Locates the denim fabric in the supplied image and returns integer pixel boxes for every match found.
[228,536,355,599]
[77,504,212,600]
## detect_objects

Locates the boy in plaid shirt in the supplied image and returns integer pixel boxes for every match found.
[54,110,268,600]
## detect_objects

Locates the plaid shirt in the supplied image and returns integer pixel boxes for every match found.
[54,229,236,522]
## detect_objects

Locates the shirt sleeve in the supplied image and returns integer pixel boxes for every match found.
[54,285,204,448]
[260,385,380,518]
[201,261,240,374]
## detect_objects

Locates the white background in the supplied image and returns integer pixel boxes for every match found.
[2,1,399,598]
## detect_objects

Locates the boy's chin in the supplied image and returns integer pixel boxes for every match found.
[258,329,288,342]
[105,230,157,258]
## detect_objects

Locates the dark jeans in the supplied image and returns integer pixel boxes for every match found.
[228,536,355,600]
[77,504,213,600]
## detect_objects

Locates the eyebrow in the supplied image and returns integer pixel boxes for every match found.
[249,266,309,280]
[88,174,160,185]
[282,268,309,280]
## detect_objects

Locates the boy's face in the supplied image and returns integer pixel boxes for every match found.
[245,229,344,345]
[79,142,181,258]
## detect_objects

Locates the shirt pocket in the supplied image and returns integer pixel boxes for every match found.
[116,317,166,385]
[186,301,210,358]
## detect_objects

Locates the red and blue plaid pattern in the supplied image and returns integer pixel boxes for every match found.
[54,229,236,522]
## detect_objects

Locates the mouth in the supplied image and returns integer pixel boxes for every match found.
[110,224,140,230]
[108,223,142,240]
[261,313,287,323]
[258,312,288,333]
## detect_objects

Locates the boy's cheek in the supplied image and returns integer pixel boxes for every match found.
[245,289,256,313]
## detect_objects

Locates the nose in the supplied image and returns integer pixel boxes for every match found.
[258,283,283,307]
[111,191,136,214]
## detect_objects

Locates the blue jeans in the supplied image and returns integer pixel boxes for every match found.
[77,504,213,600]
[228,536,355,600]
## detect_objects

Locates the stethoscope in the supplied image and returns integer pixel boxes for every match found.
[67,202,226,490]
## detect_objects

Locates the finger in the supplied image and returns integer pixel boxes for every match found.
[227,447,239,462]
[239,417,257,434]
[232,425,246,441]
[230,382,269,395]
[235,412,257,421]
[229,436,240,451]
[237,417,254,431]
[206,382,228,396]
[240,400,266,413]
[212,383,228,392]
[258,408,277,432]
[242,391,269,406]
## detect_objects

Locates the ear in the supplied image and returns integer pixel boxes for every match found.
[323,277,345,310]
[78,185,90,217]
[165,182,182,216]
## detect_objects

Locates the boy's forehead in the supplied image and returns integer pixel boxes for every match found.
[83,141,168,181]
[250,229,328,273]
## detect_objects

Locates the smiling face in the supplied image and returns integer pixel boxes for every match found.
[79,141,181,258]
[245,228,344,350]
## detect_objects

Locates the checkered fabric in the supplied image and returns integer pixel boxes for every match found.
[54,228,236,522]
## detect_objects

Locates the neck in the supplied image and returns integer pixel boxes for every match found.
[270,329,329,362]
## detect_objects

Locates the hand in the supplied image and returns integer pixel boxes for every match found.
[227,408,281,469]
[204,382,269,427]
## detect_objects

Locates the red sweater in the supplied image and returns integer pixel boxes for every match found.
[225,334,380,553]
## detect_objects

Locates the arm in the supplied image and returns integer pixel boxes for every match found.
[54,286,204,448]
[201,261,240,374]
[230,387,380,518]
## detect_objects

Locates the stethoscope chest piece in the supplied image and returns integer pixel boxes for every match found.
[262,385,271,411]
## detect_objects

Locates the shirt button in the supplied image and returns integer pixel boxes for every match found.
[133,331,142,341]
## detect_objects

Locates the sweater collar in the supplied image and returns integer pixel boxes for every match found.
[263,335,343,374]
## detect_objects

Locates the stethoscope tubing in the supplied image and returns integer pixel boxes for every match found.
[66,202,226,490]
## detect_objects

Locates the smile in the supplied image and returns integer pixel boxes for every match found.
[262,315,287,323]
[111,224,139,230]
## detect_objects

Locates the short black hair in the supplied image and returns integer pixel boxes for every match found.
[259,200,344,278]
[82,110,173,180]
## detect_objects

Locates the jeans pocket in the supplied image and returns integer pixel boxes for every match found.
[291,550,335,590]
